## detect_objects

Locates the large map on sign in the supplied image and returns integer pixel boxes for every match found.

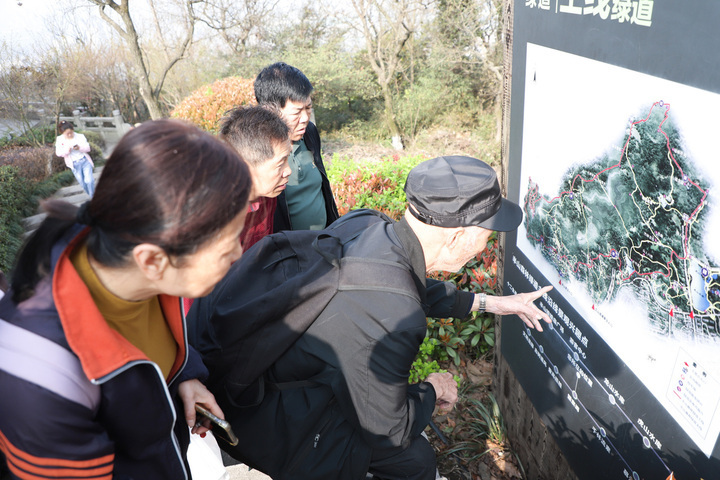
[516,43,720,457]
[525,101,716,336]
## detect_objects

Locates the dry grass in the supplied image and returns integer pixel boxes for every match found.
[323,127,499,166]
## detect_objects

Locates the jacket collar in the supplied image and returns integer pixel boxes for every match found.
[52,228,187,382]
[392,217,427,302]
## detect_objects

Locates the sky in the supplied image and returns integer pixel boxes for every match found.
[0,0,305,55]
[0,0,62,50]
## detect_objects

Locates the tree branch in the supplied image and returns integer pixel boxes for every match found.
[152,0,196,98]
[87,0,127,37]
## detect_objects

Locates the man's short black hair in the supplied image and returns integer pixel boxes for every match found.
[254,62,314,109]
[219,105,289,166]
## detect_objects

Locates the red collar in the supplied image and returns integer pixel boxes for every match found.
[53,229,187,381]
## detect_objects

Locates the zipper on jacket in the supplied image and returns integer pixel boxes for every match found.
[93,359,189,480]
[286,399,337,473]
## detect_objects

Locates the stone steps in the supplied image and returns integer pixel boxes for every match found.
[22,166,103,237]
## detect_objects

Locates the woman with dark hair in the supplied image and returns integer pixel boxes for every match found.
[0,119,252,479]
[55,120,95,197]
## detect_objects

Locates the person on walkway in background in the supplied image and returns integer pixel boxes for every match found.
[0,119,252,479]
[55,120,95,197]
[254,62,340,231]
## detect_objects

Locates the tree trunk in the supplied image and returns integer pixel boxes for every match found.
[382,83,404,150]
[118,6,164,119]
[88,0,192,120]
[134,66,163,120]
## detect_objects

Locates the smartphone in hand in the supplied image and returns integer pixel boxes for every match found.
[194,404,239,446]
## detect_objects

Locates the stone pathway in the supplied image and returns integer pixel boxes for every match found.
[22,167,102,237]
[22,136,117,237]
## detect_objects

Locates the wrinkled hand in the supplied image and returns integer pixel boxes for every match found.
[178,379,224,435]
[425,372,458,413]
[485,285,553,331]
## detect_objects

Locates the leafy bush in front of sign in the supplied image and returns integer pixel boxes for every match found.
[327,154,501,373]
[327,153,426,219]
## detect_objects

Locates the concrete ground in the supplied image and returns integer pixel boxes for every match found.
[222,452,271,480]
[225,464,271,480]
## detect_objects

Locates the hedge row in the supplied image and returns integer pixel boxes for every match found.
[0,127,102,274]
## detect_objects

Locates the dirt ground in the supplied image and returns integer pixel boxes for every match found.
[429,357,525,480]
[322,127,498,166]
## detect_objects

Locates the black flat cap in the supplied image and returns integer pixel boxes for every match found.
[404,156,522,232]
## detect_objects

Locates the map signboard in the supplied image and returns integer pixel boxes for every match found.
[502,2,720,478]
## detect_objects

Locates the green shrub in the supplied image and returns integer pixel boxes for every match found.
[428,232,499,365]
[0,124,57,148]
[0,165,30,273]
[327,154,427,219]
[86,141,105,168]
[31,170,74,200]
[0,134,79,275]
[0,167,75,275]
[395,75,451,140]
[82,131,106,152]
[409,337,445,384]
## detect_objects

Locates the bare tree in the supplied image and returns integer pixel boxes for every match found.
[196,0,278,56]
[0,58,44,144]
[78,42,147,121]
[350,0,428,150]
[86,0,198,119]
[0,40,88,148]
[435,0,506,139]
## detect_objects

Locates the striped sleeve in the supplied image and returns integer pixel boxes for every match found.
[0,319,113,479]
[0,430,113,480]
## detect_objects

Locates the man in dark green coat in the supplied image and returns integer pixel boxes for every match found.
[254,62,340,232]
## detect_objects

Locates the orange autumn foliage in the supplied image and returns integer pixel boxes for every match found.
[170,77,256,133]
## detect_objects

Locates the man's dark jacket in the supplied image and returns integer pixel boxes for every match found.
[191,213,473,480]
[273,121,340,232]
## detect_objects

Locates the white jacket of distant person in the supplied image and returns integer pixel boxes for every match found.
[55,130,93,169]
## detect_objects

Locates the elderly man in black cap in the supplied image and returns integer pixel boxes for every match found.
[190,156,551,480]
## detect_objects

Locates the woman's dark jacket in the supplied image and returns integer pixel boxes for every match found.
[0,226,205,479]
